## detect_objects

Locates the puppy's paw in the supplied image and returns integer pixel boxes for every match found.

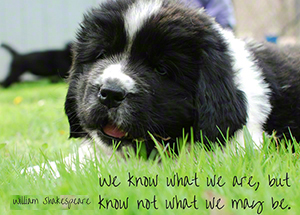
[21,161,60,179]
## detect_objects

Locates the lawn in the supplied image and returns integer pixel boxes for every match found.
[1,80,299,215]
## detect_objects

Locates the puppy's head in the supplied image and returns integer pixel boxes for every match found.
[65,0,246,150]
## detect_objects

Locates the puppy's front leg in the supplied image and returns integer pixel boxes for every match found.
[21,142,94,179]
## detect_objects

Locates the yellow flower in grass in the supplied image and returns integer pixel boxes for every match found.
[59,130,66,135]
[13,96,23,105]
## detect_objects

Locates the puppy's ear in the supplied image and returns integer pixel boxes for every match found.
[65,85,87,138]
[193,47,248,147]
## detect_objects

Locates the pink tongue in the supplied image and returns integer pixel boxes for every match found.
[103,124,126,138]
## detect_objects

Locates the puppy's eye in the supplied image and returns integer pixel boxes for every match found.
[96,50,106,60]
[154,67,168,76]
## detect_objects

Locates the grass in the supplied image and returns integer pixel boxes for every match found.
[1,80,300,215]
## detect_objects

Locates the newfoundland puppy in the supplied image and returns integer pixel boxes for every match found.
[64,0,300,157]
[21,0,300,177]
[1,43,72,88]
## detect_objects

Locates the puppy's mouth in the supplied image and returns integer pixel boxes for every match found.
[100,123,141,141]
[100,123,171,143]
[102,123,127,139]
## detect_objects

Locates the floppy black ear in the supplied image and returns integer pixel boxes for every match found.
[193,46,248,147]
[65,84,87,138]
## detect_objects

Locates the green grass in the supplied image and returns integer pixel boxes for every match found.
[1,80,300,215]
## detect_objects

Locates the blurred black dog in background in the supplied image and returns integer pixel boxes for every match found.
[1,43,72,88]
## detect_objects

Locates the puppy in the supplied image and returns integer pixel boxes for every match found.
[23,0,300,177]
[65,0,300,155]
[1,43,72,88]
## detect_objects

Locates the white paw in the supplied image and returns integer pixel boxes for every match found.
[21,161,61,179]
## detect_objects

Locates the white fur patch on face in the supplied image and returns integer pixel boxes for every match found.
[89,130,131,159]
[90,130,115,157]
[219,27,272,148]
[94,64,136,93]
[124,0,162,46]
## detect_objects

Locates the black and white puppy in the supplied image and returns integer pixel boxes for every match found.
[1,43,72,88]
[23,0,300,176]
[65,0,300,156]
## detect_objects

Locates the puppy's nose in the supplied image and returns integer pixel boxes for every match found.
[98,85,127,109]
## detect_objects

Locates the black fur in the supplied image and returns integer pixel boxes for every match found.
[65,0,300,155]
[1,43,72,88]
[247,42,300,141]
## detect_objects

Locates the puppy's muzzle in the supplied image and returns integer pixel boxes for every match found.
[98,84,127,109]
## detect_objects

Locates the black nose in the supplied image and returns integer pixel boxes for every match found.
[98,85,127,109]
